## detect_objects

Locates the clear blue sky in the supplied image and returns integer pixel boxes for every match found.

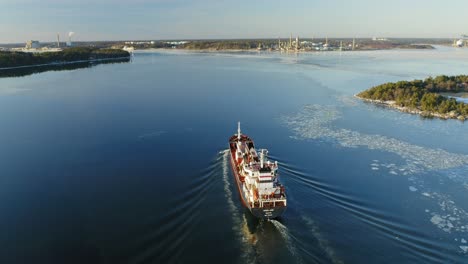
[1,0,467,43]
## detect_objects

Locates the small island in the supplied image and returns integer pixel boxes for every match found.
[0,47,130,69]
[356,75,468,120]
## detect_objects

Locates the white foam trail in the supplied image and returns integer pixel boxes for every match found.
[221,149,257,263]
[270,220,303,264]
[222,150,238,220]
[301,216,344,264]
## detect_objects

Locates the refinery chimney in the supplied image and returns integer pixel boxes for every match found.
[67,32,74,47]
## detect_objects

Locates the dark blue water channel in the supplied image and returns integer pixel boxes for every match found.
[1,48,468,263]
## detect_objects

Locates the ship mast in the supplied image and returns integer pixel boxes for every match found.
[260,150,264,168]
[237,121,241,140]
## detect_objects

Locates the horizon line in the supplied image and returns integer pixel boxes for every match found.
[0,37,458,45]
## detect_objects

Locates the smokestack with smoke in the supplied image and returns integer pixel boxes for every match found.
[67,31,74,47]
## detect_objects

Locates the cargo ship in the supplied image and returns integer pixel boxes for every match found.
[229,122,287,219]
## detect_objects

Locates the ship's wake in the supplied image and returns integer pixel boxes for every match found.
[221,149,310,263]
[221,149,258,263]
[270,219,305,264]
[264,155,344,263]
[280,104,467,261]
[130,151,221,264]
[279,151,457,263]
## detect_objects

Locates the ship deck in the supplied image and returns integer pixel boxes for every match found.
[229,133,287,217]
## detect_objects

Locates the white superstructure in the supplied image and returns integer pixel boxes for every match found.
[231,123,286,209]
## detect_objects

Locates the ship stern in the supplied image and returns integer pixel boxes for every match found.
[251,206,286,220]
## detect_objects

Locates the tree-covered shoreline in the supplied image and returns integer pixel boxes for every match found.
[357,75,468,120]
[0,47,130,69]
[0,59,130,78]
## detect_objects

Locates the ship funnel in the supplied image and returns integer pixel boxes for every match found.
[237,122,241,140]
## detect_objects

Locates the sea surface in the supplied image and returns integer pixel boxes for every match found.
[1,46,468,263]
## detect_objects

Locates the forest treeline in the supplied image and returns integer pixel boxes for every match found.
[357,75,468,116]
[182,40,262,50]
[0,47,130,68]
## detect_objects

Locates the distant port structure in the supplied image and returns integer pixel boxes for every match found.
[110,37,437,52]
[268,35,358,52]
[251,35,441,52]
[25,40,40,49]
[10,40,62,53]
[1,35,452,53]
[453,35,468,47]
[5,31,79,53]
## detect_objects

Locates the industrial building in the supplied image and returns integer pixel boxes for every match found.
[25,40,40,49]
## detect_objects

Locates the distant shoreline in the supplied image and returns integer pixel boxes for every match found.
[0,56,130,71]
[116,38,443,52]
[355,95,467,120]
[356,75,468,121]
[0,47,130,70]
[135,45,435,54]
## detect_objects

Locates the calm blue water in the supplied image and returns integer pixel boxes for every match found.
[1,46,468,263]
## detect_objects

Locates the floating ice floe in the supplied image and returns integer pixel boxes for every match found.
[281,104,468,174]
[460,245,468,253]
[430,214,454,233]
[282,104,468,236]
[409,186,418,192]
[427,192,468,234]
[430,215,444,225]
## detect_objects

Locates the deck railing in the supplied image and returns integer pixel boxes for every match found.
[252,197,287,208]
